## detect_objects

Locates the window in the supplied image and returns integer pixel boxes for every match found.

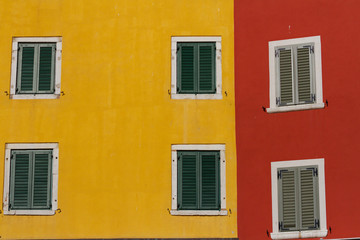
[271,159,327,239]
[267,36,324,113]
[10,37,62,99]
[3,143,59,215]
[171,144,227,215]
[171,37,222,99]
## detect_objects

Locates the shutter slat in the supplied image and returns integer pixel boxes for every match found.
[179,45,195,92]
[300,169,316,229]
[32,152,51,208]
[11,153,31,209]
[200,152,219,210]
[297,48,312,103]
[38,46,54,92]
[279,49,293,105]
[20,47,35,92]
[281,170,296,229]
[198,45,215,93]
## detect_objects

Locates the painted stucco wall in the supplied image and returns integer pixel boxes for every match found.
[235,0,360,239]
[0,0,237,238]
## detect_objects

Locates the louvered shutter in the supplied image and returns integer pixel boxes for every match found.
[297,46,313,104]
[299,167,319,230]
[18,45,35,93]
[178,151,198,210]
[200,151,219,210]
[177,44,196,93]
[38,45,55,93]
[278,48,294,105]
[32,151,52,209]
[10,151,32,209]
[198,43,216,93]
[278,169,297,231]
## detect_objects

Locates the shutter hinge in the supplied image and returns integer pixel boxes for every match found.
[176,87,179,92]
[310,46,314,53]
[10,154,14,160]
[15,88,19,93]
[177,204,180,209]
[275,50,279,58]
[176,47,179,53]
[315,219,320,228]
[311,93,316,102]
[276,97,280,105]
[278,170,288,179]
[307,167,318,176]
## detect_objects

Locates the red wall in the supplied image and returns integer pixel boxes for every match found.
[235,0,360,239]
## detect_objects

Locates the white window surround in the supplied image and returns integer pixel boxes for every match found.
[267,36,324,113]
[3,143,59,215]
[171,144,227,216]
[10,37,62,99]
[171,36,222,100]
[271,158,327,239]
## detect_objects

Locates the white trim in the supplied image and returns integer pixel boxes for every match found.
[10,37,62,100]
[171,36,222,100]
[270,158,327,239]
[267,36,323,113]
[170,210,228,216]
[171,144,227,216]
[3,143,59,215]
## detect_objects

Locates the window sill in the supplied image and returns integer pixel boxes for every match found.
[271,229,328,239]
[171,93,222,100]
[170,210,227,216]
[3,209,55,215]
[10,94,60,100]
[266,103,325,113]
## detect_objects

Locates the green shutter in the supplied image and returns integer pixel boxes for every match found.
[178,44,196,93]
[279,48,294,105]
[10,151,32,209]
[297,47,312,103]
[299,167,319,230]
[32,151,52,209]
[38,45,55,92]
[178,151,198,210]
[198,44,215,93]
[200,151,219,210]
[18,46,35,92]
[279,169,297,231]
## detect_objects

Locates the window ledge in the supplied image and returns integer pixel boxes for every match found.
[267,103,325,113]
[271,230,328,239]
[10,94,60,100]
[171,93,222,100]
[3,209,55,215]
[170,210,227,216]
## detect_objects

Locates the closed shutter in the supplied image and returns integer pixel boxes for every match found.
[178,151,198,210]
[297,47,312,103]
[278,48,294,105]
[198,43,216,93]
[10,152,32,209]
[200,151,219,210]
[178,44,196,93]
[278,166,320,232]
[38,45,55,92]
[18,46,35,93]
[32,151,52,209]
[299,167,319,230]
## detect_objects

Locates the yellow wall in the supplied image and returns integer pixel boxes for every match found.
[0,0,236,238]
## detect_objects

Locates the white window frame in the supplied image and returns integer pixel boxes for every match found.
[267,36,324,113]
[10,37,62,99]
[3,143,59,215]
[170,144,227,216]
[171,36,222,100]
[271,158,327,239]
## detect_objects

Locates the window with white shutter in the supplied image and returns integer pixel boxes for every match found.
[267,36,324,113]
[271,159,327,239]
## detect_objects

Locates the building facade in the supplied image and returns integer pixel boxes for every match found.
[235,0,360,240]
[0,0,237,239]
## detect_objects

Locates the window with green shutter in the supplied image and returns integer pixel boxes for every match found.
[277,166,320,232]
[9,150,52,210]
[275,44,315,106]
[16,43,56,94]
[177,42,216,94]
[177,151,220,210]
